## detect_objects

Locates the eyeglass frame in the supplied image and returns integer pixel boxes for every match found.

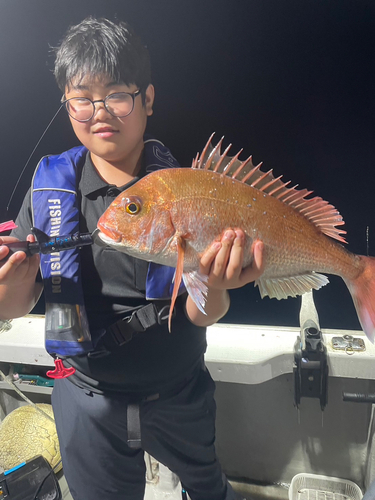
[61,89,142,122]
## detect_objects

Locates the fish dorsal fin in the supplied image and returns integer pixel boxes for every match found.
[192,134,347,244]
[256,272,329,300]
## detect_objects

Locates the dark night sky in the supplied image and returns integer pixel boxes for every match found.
[0,0,374,331]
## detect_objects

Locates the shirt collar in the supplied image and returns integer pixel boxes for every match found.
[80,151,143,197]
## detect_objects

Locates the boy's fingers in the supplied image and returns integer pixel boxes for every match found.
[200,231,262,287]
[200,241,222,272]
[0,255,25,283]
[226,230,245,276]
[210,230,234,278]
[0,246,8,260]
[4,252,27,267]
[252,240,264,273]
[240,240,264,283]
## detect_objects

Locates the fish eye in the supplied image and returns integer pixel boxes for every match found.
[126,201,141,214]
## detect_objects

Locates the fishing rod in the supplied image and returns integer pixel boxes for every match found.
[1,227,93,260]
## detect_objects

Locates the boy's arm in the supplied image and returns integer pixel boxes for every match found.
[0,190,43,319]
[0,234,42,319]
[185,229,264,327]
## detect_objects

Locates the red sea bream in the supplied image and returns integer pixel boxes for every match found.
[97,135,375,338]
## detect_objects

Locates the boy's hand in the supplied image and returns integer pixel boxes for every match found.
[186,229,264,326]
[200,229,264,290]
[0,234,40,287]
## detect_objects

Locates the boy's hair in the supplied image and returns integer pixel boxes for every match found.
[54,17,151,100]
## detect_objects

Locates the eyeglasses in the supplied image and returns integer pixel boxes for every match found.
[62,90,141,122]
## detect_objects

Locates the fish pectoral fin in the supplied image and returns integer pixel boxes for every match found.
[255,272,329,300]
[182,270,209,314]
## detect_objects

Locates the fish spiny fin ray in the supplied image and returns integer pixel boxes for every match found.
[182,271,208,314]
[255,272,330,300]
[169,237,185,331]
[194,134,347,244]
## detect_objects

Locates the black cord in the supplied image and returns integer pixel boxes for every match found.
[31,469,53,500]
[32,460,62,500]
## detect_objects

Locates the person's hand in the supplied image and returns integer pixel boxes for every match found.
[200,229,264,290]
[186,228,264,326]
[0,234,40,287]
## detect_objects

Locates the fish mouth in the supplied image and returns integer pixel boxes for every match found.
[96,221,122,244]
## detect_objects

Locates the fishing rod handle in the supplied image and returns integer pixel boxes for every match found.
[0,240,37,259]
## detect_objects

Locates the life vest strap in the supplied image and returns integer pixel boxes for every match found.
[89,301,175,357]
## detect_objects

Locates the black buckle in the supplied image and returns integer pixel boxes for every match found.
[111,311,144,347]
[97,302,176,352]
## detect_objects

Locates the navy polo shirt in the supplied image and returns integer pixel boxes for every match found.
[11,151,207,394]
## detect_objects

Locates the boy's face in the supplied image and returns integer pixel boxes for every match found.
[64,75,154,169]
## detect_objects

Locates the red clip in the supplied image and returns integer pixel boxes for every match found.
[46,358,76,379]
[0,220,17,233]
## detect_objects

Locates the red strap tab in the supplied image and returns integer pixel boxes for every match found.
[46,359,76,379]
[0,220,17,233]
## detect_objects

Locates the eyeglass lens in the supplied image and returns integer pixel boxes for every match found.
[65,93,136,121]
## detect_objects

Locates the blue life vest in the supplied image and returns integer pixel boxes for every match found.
[31,138,184,357]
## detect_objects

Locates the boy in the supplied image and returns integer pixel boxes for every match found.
[0,17,263,500]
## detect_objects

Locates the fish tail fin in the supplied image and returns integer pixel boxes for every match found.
[345,255,375,342]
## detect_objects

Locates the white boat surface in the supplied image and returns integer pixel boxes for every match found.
[0,293,373,499]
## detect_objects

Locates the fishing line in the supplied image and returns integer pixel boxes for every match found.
[366,226,370,256]
[6,104,64,212]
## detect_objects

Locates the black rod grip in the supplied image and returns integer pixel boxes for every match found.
[343,392,375,403]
